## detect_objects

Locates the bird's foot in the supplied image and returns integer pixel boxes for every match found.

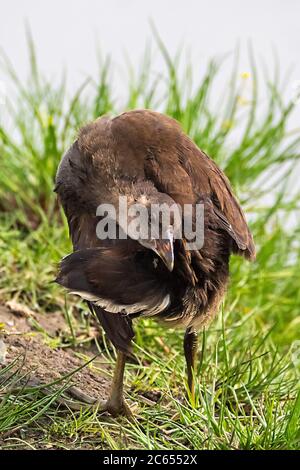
[96,397,134,420]
[58,387,134,421]
[65,386,134,419]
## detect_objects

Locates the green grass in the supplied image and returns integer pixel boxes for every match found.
[0,33,299,449]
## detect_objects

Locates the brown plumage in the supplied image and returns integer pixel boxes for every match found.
[55,109,255,417]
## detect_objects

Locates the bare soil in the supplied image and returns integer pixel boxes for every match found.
[0,304,111,401]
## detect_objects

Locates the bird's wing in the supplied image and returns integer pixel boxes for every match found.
[55,142,138,353]
[110,110,255,259]
[144,134,255,260]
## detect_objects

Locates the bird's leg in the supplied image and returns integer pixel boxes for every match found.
[18,352,133,418]
[97,350,133,419]
[183,327,198,405]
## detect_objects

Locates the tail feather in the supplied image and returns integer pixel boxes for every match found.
[55,246,171,352]
[88,302,134,354]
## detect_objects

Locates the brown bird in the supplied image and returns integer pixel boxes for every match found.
[55,109,255,418]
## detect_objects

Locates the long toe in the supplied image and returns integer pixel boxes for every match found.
[97,398,134,420]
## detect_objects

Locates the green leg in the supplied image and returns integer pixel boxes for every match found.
[183,327,198,403]
[101,350,132,418]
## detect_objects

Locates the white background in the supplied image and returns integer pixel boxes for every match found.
[1,0,299,123]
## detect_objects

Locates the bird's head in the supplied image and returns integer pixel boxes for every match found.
[124,183,182,272]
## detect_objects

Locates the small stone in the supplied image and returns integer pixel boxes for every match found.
[0,339,7,364]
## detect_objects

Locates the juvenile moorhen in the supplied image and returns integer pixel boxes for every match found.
[55,110,255,417]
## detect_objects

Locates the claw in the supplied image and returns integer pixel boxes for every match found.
[59,387,134,419]
[97,398,134,420]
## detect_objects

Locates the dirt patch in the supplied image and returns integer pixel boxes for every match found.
[0,304,111,402]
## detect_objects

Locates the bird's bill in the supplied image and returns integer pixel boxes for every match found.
[137,229,175,271]
[155,238,174,272]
